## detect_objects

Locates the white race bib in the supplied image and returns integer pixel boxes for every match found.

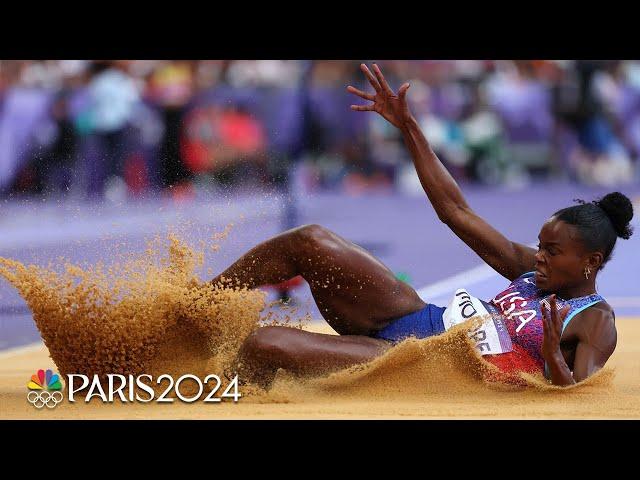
[442,288,513,355]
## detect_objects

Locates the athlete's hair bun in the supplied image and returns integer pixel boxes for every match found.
[594,192,634,240]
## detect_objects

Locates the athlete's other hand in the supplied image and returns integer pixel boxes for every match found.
[541,294,570,361]
[347,63,413,129]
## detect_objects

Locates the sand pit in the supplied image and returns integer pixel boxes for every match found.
[2,318,639,419]
[1,233,639,419]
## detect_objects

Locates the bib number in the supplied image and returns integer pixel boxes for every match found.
[442,289,513,355]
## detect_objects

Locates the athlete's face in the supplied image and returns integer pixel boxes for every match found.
[534,217,599,293]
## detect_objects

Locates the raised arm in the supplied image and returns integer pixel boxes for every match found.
[348,63,536,281]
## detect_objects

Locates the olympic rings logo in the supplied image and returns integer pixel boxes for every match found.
[27,390,63,409]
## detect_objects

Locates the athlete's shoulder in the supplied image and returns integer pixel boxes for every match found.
[573,300,614,323]
[571,302,617,348]
[591,299,614,316]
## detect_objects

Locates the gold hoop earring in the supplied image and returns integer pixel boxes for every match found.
[584,266,591,280]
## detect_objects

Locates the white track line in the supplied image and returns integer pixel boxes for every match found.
[416,241,539,301]
[416,263,498,301]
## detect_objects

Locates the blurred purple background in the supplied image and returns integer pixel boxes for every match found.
[1,60,639,199]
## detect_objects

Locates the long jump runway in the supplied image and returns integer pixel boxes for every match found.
[1,181,639,418]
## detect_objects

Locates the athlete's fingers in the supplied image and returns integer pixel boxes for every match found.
[398,82,410,100]
[350,104,375,111]
[360,64,382,93]
[346,85,375,101]
[372,63,395,96]
[550,295,569,336]
[542,299,555,336]
[541,302,550,331]
[549,294,558,324]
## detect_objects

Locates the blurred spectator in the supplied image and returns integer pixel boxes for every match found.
[181,102,267,183]
[1,59,638,201]
[485,61,553,185]
[459,79,505,184]
[146,60,195,193]
[415,80,468,175]
[553,60,635,186]
[79,61,141,198]
[27,90,78,195]
[225,60,302,88]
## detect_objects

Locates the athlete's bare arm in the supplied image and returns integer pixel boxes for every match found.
[348,63,536,281]
[542,294,617,385]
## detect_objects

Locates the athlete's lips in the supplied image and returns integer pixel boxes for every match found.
[535,269,547,279]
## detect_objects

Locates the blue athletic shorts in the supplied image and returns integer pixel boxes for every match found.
[373,304,446,342]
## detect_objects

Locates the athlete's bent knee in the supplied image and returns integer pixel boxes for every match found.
[238,326,289,364]
[294,224,339,251]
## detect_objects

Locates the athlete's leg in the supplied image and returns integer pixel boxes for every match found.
[211,224,426,335]
[234,326,390,388]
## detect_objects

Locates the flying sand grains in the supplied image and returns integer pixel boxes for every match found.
[0,234,267,393]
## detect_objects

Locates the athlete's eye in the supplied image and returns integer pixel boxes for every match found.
[537,244,555,256]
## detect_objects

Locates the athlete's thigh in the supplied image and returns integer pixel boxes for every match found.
[299,226,425,333]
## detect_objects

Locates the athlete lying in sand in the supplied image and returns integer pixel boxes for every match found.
[211,63,634,389]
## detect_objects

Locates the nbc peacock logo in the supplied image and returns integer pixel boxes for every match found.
[27,369,64,409]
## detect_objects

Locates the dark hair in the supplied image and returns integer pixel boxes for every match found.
[553,192,634,270]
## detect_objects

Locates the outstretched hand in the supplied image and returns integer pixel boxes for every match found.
[347,63,413,129]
